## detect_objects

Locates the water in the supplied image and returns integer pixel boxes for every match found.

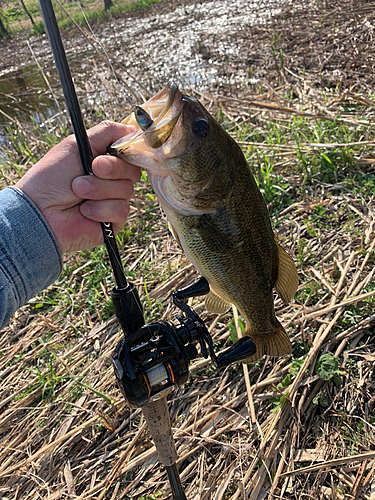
[107,0,276,90]
[0,64,61,125]
[0,0,282,146]
[0,62,64,149]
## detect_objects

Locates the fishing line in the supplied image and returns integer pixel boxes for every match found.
[72,0,151,103]
[52,0,138,106]
[26,40,63,119]
[75,1,121,83]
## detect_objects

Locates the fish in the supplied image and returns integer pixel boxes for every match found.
[108,83,299,362]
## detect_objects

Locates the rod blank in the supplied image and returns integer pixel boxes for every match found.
[38,0,127,289]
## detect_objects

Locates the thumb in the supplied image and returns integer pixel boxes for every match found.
[87,121,136,157]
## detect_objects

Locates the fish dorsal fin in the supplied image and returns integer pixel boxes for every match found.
[205,289,232,314]
[274,242,299,304]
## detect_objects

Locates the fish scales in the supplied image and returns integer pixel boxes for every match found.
[159,154,278,328]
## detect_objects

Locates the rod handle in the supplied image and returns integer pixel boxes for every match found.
[142,397,177,466]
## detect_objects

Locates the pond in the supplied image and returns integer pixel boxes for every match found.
[0,0,279,147]
[0,63,61,144]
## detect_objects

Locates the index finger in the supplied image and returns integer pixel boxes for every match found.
[87,121,136,157]
[92,154,142,184]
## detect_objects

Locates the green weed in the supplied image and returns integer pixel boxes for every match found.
[228,316,245,344]
[30,21,45,35]
[139,491,162,500]
[303,219,320,239]
[67,381,85,403]
[296,238,308,267]
[295,281,322,307]
[3,0,161,35]
[76,381,113,405]
[270,357,306,412]
[17,353,70,402]
[312,391,329,407]
[57,0,161,31]
[343,173,375,197]
[315,353,345,383]
[4,6,25,22]
[252,151,290,211]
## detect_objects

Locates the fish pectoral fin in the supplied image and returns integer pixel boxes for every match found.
[241,322,292,363]
[205,289,232,314]
[274,242,299,304]
[191,215,234,252]
[168,222,182,247]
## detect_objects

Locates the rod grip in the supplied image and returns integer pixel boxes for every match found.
[142,397,177,466]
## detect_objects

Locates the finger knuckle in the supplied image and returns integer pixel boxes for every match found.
[126,181,135,197]
[100,119,114,129]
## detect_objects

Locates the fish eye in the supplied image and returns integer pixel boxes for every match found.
[192,118,209,138]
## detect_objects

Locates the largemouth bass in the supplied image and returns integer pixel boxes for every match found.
[109,83,298,362]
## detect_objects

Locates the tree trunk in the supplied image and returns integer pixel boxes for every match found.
[19,0,35,26]
[104,0,113,10]
[0,11,8,38]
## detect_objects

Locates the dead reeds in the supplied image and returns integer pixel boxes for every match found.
[1,0,375,498]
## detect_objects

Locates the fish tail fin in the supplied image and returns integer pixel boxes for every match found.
[241,321,292,363]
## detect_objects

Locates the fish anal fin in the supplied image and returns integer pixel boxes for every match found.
[274,242,299,304]
[241,322,292,363]
[205,289,232,314]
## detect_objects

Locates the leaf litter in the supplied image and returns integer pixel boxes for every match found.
[0,0,375,498]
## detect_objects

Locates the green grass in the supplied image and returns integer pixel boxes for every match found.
[139,493,161,500]
[17,353,71,402]
[2,0,162,35]
[1,83,375,498]
[270,357,306,413]
[241,115,366,201]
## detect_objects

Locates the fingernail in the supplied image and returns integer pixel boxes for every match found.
[99,158,113,176]
[80,203,91,217]
[74,178,91,196]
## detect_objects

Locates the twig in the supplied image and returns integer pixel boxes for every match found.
[280,451,375,477]
[233,306,257,426]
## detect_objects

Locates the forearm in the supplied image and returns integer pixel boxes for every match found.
[0,187,62,330]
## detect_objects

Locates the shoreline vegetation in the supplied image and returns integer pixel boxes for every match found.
[0,0,162,36]
[0,0,375,498]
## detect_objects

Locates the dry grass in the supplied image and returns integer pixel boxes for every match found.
[1,0,375,498]
[1,89,375,499]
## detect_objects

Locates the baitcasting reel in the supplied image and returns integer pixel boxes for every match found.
[112,277,256,406]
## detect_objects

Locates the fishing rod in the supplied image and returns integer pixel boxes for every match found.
[37,1,186,496]
[38,0,128,291]
[38,1,257,497]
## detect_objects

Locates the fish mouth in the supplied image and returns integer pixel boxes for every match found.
[108,83,184,175]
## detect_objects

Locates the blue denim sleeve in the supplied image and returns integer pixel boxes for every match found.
[0,187,63,329]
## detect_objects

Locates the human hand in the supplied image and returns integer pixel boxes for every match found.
[16,121,141,254]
